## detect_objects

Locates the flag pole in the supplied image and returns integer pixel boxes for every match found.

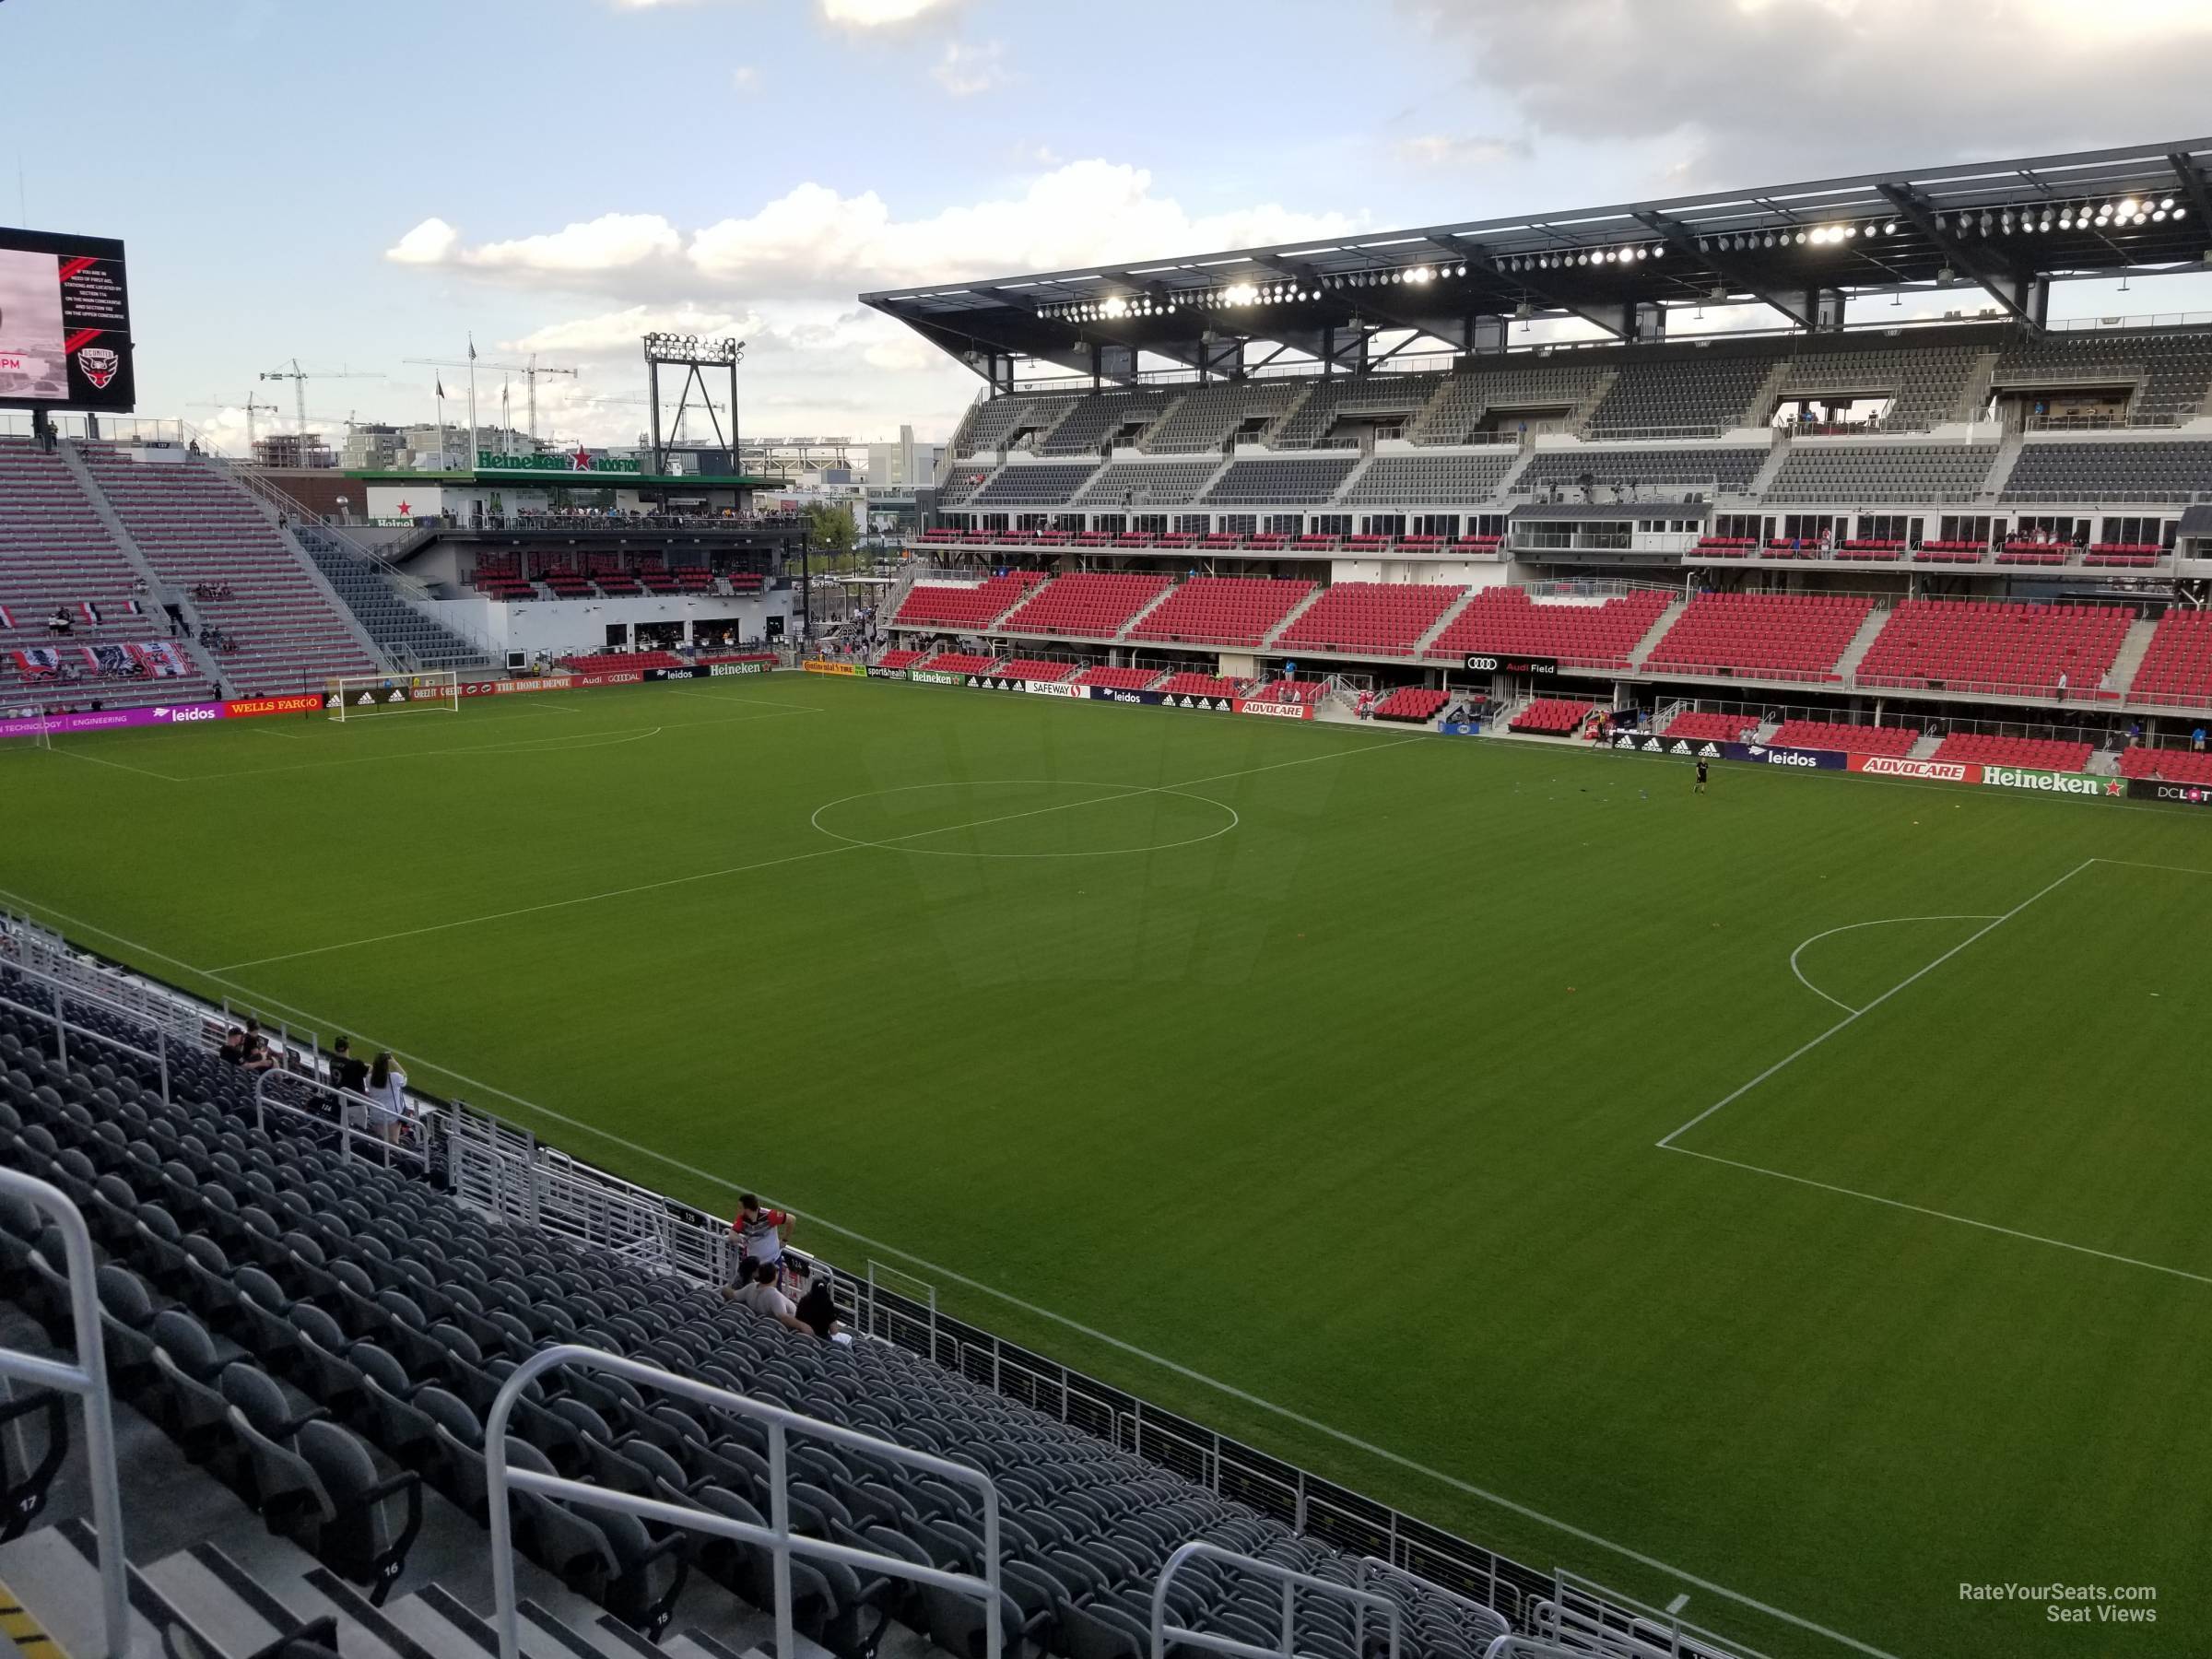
[466,334,479,473]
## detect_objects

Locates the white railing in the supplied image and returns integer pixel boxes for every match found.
[485,1346,1004,1659]
[1151,1540,1402,1659]
[0,1174,133,1659]
[0,958,173,1106]
[5,914,1752,1659]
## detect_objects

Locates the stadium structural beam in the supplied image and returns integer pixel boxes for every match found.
[1630,210,1818,331]
[2167,151,2212,230]
[1454,243,1629,340]
[1876,182,2047,331]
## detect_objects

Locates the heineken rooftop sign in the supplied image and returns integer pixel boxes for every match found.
[477,446,641,476]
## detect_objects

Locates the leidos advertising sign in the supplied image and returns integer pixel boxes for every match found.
[1978,765,2124,799]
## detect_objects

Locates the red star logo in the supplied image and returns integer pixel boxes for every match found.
[396,500,412,516]
[569,444,593,471]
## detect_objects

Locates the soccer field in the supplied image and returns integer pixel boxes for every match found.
[6,673,2210,1658]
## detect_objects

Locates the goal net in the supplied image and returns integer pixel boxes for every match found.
[326,669,460,720]
[0,712,53,754]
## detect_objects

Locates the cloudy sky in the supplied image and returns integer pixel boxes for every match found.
[6,0,2212,455]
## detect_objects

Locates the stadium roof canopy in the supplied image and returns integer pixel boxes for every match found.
[862,138,2212,383]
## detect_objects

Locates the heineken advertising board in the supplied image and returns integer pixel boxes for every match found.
[475,447,641,476]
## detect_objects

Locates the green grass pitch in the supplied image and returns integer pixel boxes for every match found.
[6,673,2210,1658]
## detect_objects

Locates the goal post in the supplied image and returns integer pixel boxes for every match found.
[0,712,53,754]
[325,669,460,720]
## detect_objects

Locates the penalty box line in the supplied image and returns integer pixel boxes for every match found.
[0,875,1904,1659]
[1655,857,2096,1150]
[1658,856,2212,1290]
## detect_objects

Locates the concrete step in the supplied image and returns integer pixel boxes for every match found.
[51,1515,239,1659]
[1626,597,1686,668]
[0,1524,133,1659]
[142,1543,305,1657]
[1834,606,1893,680]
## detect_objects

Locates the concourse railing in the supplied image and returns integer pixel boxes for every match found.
[1149,1539,1402,1659]
[0,1171,131,1659]
[484,1344,1005,1659]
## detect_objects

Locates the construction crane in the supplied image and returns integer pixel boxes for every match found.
[258,360,377,447]
[186,393,280,454]
[405,352,576,445]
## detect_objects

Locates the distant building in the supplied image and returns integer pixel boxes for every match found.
[253,431,335,469]
[865,426,942,490]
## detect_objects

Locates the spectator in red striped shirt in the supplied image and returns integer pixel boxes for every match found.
[729,1192,791,1287]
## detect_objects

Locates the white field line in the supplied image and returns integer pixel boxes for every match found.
[1661,1146,2212,1288]
[1786,914,1998,1014]
[170,704,819,782]
[1656,859,2096,1149]
[205,733,1426,971]
[43,745,182,782]
[0,876,1902,1659]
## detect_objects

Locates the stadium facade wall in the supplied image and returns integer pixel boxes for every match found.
[421,591,792,657]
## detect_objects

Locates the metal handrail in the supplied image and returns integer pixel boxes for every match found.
[484,1344,1003,1659]
[0,1172,132,1659]
[251,1070,432,1171]
[0,959,171,1106]
[1359,1556,1513,1641]
[1150,1539,1401,1659]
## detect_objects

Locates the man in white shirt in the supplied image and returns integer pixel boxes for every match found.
[727,1260,806,1330]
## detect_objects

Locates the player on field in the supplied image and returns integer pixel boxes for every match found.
[1694,757,1710,794]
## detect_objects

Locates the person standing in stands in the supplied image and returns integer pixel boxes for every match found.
[365,1052,409,1143]
[332,1036,370,1103]
[731,1192,792,1283]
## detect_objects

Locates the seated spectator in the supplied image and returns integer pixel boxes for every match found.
[218,1025,249,1065]
[792,1264,848,1343]
[241,1018,277,1076]
[725,1259,806,1330]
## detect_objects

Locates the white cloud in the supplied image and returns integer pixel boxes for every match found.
[819,0,959,27]
[931,40,1009,97]
[685,159,1365,294]
[1399,0,2212,181]
[461,213,684,276]
[504,303,761,356]
[386,160,1370,442]
[1394,135,1527,170]
[384,218,460,265]
[730,64,761,93]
